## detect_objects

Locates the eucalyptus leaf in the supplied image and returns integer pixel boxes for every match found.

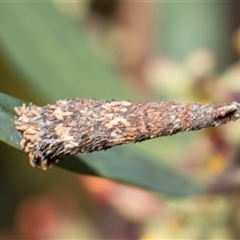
[58,147,204,196]
[0,3,204,195]
[0,92,203,195]
[0,2,129,101]
[0,92,23,149]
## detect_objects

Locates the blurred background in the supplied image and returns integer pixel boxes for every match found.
[1,1,240,239]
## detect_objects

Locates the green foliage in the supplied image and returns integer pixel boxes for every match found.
[0,92,203,195]
[0,2,204,195]
[0,93,22,149]
[0,2,129,101]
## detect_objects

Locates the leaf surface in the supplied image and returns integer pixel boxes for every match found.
[0,92,23,149]
[0,3,204,195]
[0,92,203,196]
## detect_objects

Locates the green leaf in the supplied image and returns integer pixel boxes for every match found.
[0,92,203,196]
[0,3,204,195]
[0,2,129,101]
[0,92,23,149]
[58,147,203,196]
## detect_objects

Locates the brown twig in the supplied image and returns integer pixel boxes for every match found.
[14,99,240,170]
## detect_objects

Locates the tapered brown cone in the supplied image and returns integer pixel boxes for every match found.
[15,99,240,170]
